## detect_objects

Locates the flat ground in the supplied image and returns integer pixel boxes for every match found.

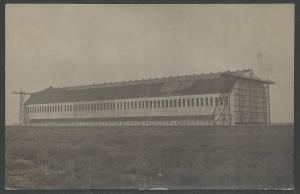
[5,124,293,189]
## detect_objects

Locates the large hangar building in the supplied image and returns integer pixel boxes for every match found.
[24,69,274,126]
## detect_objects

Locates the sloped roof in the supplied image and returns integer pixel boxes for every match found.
[25,69,270,105]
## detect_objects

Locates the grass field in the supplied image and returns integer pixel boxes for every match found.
[5,124,293,190]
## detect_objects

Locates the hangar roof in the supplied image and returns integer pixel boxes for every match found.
[25,69,273,105]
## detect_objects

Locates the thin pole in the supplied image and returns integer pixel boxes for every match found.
[19,91,22,126]
[268,84,270,124]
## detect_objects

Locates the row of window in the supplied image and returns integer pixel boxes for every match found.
[27,96,229,113]
[31,120,214,127]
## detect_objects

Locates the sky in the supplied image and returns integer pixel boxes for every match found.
[5,4,294,125]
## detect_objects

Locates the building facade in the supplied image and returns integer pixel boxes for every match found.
[24,69,273,126]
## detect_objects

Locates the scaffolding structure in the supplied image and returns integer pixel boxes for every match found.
[213,69,273,125]
[212,74,236,125]
[12,90,31,126]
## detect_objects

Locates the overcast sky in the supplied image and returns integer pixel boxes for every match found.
[5,4,294,125]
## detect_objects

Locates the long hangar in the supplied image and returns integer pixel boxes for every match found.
[24,69,274,126]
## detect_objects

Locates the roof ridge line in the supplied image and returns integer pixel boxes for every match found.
[53,69,245,90]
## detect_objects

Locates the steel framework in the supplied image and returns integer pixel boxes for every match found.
[12,90,32,126]
[213,69,273,125]
[212,74,236,125]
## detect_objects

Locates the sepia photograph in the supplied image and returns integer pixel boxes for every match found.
[5,4,294,190]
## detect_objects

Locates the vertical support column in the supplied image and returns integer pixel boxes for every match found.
[19,93,23,126]
[228,94,232,125]
[267,84,270,124]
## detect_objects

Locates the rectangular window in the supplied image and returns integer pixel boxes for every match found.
[182,99,185,107]
[154,100,156,108]
[205,98,209,106]
[196,98,199,106]
[123,102,126,110]
[170,99,173,108]
[225,96,229,106]
[157,100,160,108]
[134,101,137,109]
[165,100,168,108]
[215,97,219,106]
[187,98,190,107]
[162,100,165,108]
[117,102,119,110]
[191,98,194,106]
[142,101,144,109]
[210,97,213,106]
[149,101,152,108]
[70,105,73,111]
[127,102,130,109]
[131,101,134,109]
[178,99,181,107]
[201,98,204,106]
[64,105,67,111]
[145,101,148,109]
[138,101,141,109]
[220,97,223,106]
[173,99,177,107]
